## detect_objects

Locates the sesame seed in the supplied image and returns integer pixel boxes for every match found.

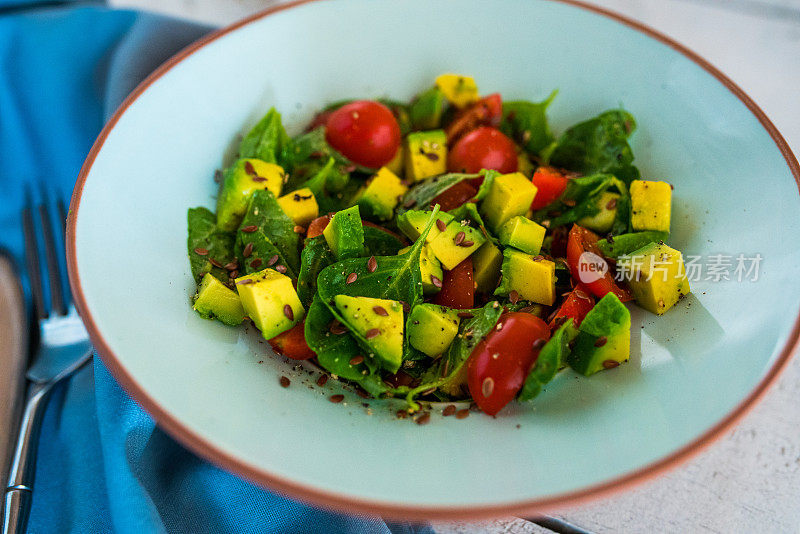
[329,394,344,403]
[283,304,294,321]
[482,377,495,397]
[279,376,290,388]
[346,272,358,284]
[373,306,388,316]
[194,247,208,256]
[241,225,258,233]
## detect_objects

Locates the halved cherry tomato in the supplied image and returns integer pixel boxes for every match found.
[433,257,474,309]
[431,180,478,211]
[550,285,595,329]
[306,214,332,238]
[268,322,316,360]
[467,312,550,416]
[325,100,401,169]
[445,93,503,144]
[530,167,569,210]
[448,127,518,174]
[565,225,632,301]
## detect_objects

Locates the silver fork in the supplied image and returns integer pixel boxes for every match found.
[2,187,93,534]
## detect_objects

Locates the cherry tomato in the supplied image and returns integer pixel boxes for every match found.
[325,101,401,169]
[306,214,332,238]
[445,93,503,145]
[467,312,550,416]
[448,127,518,174]
[268,322,316,360]
[565,225,632,301]
[433,257,474,309]
[530,167,569,210]
[550,285,595,329]
[431,181,478,211]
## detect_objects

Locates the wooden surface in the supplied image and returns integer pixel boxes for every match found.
[106,0,800,531]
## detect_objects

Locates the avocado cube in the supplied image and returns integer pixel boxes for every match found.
[355,167,408,221]
[334,295,404,373]
[428,221,486,270]
[323,205,364,259]
[404,130,447,182]
[435,73,479,109]
[277,188,319,227]
[409,86,446,130]
[630,180,671,232]
[618,242,690,315]
[217,158,284,231]
[193,273,245,326]
[577,191,620,234]
[567,293,631,376]
[399,244,444,295]
[472,241,503,293]
[480,172,538,231]
[497,216,546,255]
[396,209,453,243]
[408,304,461,357]
[386,145,404,176]
[235,268,304,339]
[495,248,555,305]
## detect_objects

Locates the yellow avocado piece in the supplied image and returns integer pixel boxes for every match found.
[277,188,319,227]
[428,221,486,271]
[235,268,304,339]
[399,244,444,295]
[193,273,245,326]
[407,304,460,357]
[496,248,556,305]
[480,172,538,231]
[404,130,447,182]
[355,167,408,221]
[497,216,546,255]
[334,295,404,373]
[618,241,690,315]
[577,191,620,234]
[217,158,284,231]
[472,241,503,293]
[435,73,479,109]
[386,145,404,176]
[631,180,672,232]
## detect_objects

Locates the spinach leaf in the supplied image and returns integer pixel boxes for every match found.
[304,296,372,380]
[500,91,558,156]
[296,236,336,307]
[448,202,496,244]
[518,321,572,402]
[239,108,292,166]
[235,190,301,277]
[547,109,639,185]
[538,174,631,235]
[187,207,236,284]
[363,226,406,256]
[473,169,500,202]
[596,231,669,258]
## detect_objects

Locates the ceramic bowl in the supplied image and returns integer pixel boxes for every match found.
[67,0,800,519]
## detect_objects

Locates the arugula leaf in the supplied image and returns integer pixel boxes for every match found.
[547,109,639,185]
[538,174,631,235]
[239,108,292,165]
[235,190,301,277]
[187,207,236,283]
[596,231,669,259]
[518,321,572,402]
[500,90,558,155]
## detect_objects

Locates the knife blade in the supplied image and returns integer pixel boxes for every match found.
[0,252,28,488]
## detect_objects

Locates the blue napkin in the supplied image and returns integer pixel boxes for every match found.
[0,2,432,532]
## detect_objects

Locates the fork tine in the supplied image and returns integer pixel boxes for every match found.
[23,185,46,320]
[38,186,66,316]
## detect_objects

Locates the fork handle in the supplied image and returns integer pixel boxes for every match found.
[3,382,51,534]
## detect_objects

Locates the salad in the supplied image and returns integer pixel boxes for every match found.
[187,73,691,418]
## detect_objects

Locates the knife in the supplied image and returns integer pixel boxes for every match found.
[0,251,27,493]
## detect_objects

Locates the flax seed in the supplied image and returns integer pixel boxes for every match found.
[242,242,253,257]
[602,360,620,369]
[442,405,457,417]
[275,265,287,274]
[430,275,443,288]
[367,256,377,273]
[454,231,466,245]
[482,377,495,397]
[373,306,388,316]
[436,219,447,232]
[241,225,258,233]
[329,394,344,403]
[267,254,279,266]
[455,409,470,419]
[594,336,608,347]
[509,290,520,304]
[415,412,431,425]
[365,328,380,340]
[316,374,328,387]
[346,272,358,284]
[193,247,208,256]
[250,258,263,269]
[283,304,294,321]
[279,376,290,388]
[349,355,364,366]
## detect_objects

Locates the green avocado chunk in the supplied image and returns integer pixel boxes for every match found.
[409,86,446,130]
[192,273,245,326]
[576,191,620,234]
[428,220,485,270]
[596,231,670,259]
[407,304,461,357]
[567,293,631,376]
[334,295,404,372]
[397,209,453,243]
[323,205,365,259]
[497,216,546,255]
[216,158,284,231]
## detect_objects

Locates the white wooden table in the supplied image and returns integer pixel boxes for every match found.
[107,0,800,531]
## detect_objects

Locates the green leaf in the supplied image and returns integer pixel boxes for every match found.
[397,172,482,216]
[409,86,446,130]
[518,321,572,402]
[304,296,373,380]
[448,202,497,244]
[500,90,558,155]
[538,174,631,235]
[187,207,236,283]
[239,108,292,165]
[473,169,500,202]
[296,235,336,307]
[235,190,301,277]
[596,231,670,258]
[363,226,406,256]
[548,109,639,185]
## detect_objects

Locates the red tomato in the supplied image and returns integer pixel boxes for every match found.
[431,181,478,211]
[565,225,632,301]
[433,257,474,309]
[448,127,518,174]
[467,313,550,416]
[550,285,595,329]
[268,322,316,360]
[530,167,569,210]
[325,100,401,169]
[445,93,503,144]
[306,214,332,238]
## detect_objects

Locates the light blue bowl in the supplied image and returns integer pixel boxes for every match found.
[67,0,800,519]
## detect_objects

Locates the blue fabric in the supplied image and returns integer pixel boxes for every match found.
[0,3,432,532]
